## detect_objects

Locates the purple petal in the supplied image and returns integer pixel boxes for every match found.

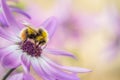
[0,45,19,61]
[60,66,92,73]
[38,59,56,80]
[39,64,54,80]
[41,17,57,40]
[40,58,68,80]
[0,12,9,27]
[8,73,23,80]
[45,48,76,59]
[23,73,35,80]
[40,57,80,80]
[0,26,20,42]
[43,56,91,73]
[8,73,34,80]
[10,6,31,19]
[0,27,13,41]
[31,57,51,80]
[0,48,10,61]
[1,50,21,68]
[21,54,31,73]
[1,0,21,32]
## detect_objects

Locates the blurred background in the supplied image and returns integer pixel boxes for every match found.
[2,0,120,80]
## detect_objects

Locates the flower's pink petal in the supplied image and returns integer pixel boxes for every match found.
[31,57,50,80]
[43,57,91,73]
[38,59,56,80]
[0,6,30,27]
[1,0,21,32]
[38,65,54,80]
[0,12,9,27]
[0,27,15,41]
[40,57,79,80]
[45,48,76,59]
[0,14,20,41]
[1,50,22,68]
[21,54,31,73]
[10,6,31,19]
[8,73,34,80]
[0,45,19,61]
[23,73,35,80]
[39,58,63,80]
[60,66,92,73]
[0,64,6,78]
[43,56,91,73]
[0,48,11,61]
[8,73,23,80]
[41,17,57,40]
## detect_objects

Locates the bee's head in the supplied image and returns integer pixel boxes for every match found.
[37,28,43,35]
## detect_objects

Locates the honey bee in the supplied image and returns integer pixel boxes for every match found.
[20,24,48,46]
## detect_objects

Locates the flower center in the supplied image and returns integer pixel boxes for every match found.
[19,25,48,57]
[21,41,42,57]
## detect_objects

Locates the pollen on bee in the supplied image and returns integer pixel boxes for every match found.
[20,27,28,41]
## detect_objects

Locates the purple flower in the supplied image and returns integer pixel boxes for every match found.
[0,0,91,80]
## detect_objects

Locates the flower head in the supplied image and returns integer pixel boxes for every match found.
[0,0,91,80]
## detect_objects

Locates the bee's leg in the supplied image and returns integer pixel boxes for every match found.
[23,36,28,43]
[34,40,38,47]
[36,41,42,47]
[37,40,46,47]
[36,42,41,47]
